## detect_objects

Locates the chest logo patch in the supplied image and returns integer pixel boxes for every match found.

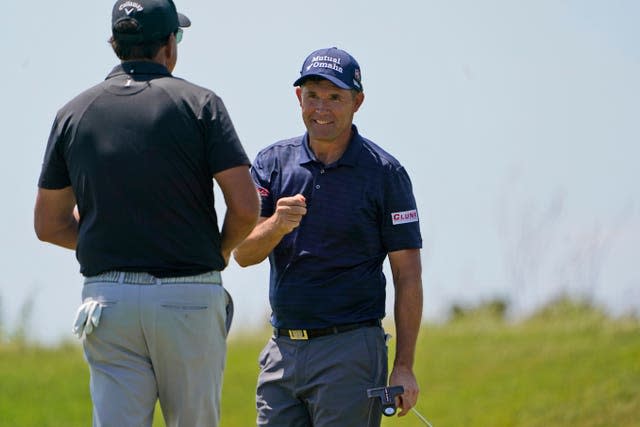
[391,209,418,225]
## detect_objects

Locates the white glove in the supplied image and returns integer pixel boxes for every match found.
[72,300,102,339]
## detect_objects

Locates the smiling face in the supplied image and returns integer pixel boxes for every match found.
[296,78,364,147]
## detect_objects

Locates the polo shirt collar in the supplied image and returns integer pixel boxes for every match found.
[300,125,364,167]
[106,61,172,80]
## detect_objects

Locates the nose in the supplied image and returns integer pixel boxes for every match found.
[311,98,330,112]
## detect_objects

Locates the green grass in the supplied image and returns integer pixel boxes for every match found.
[401,300,640,427]
[0,341,91,426]
[1,300,638,427]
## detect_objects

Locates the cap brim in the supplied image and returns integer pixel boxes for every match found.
[178,13,191,28]
[293,74,352,90]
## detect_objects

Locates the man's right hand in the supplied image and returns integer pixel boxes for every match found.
[233,193,307,267]
[273,194,307,235]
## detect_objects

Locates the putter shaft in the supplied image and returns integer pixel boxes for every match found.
[411,407,434,427]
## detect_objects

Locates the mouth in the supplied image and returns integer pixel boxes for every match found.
[313,119,332,125]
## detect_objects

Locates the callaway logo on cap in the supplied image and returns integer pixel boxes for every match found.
[112,0,191,43]
[294,47,363,91]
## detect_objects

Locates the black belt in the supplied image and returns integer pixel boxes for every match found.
[274,319,381,340]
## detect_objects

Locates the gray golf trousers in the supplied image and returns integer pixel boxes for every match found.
[80,270,231,427]
[256,324,388,427]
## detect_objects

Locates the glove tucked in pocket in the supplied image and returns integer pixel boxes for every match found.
[72,300,103,338]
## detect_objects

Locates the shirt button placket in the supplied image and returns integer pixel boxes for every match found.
[315,168,325,190]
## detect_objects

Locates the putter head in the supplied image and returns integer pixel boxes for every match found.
[367,385,404,416]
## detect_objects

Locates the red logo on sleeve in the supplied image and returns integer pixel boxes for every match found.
[391,209,418,225]
[257,186,270,197]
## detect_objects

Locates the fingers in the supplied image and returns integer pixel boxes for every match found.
[274,194,307,233]
[389,367,420,417]
[72,301,103,338]
[396,394,412,416]
[286,193,306,204]
[88,303,102,328]
[396,385,419,416]
[276,193,306,208]
[72,304,89,338]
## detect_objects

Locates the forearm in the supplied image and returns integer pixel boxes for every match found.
[389,249,423,370]
[234,193,307,266]
[213,165,260,265]
[393,276,423,369]
[386,249,423,414]
[37,216,79,250]
[220,211,259,265]
[34,187,78,250]
[233,216,287,266]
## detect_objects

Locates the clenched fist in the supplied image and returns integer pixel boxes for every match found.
[273,194,307,235]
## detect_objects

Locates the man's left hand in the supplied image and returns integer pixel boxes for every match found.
[388,365,420,416]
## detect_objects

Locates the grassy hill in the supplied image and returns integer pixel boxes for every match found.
[1,298,638,426]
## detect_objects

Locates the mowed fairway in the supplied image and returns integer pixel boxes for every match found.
[1,301,638,427]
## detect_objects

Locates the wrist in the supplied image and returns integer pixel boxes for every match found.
[392,359,414,372]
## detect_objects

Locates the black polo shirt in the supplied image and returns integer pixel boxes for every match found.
[38,61,250,277]
[251,126,422,328]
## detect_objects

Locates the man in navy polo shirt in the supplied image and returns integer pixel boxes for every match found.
[34,1,259,426]
[234,47,423,427]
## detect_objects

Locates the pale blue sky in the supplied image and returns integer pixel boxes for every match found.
[2,1,639,344]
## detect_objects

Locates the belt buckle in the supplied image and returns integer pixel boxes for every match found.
[288,329,309,340]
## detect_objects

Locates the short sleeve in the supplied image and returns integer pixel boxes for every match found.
[38,114,72,189]
[380,165,422,252]
[251,153,275,218]
[205,96,250,175]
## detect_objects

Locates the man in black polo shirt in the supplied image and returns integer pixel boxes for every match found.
[234,47,423,426]
[34,1,259,426]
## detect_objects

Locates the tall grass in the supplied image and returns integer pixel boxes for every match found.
[0,341,90,426]
[400,297,640,427]
[0,299,638,427]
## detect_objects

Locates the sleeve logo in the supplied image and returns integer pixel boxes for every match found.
[391,209,419,225]
[256,186,270,197]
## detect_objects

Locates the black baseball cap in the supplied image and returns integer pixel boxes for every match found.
[293,47,363,92]
[112,0,191,43]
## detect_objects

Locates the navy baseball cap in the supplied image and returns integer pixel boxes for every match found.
[294,47,363,92]
[112,0,191,43]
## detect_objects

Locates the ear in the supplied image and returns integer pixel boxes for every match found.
[163,33,177,71]
[295,86,303,106]
[167,33,177,53]
[353,91,365,113]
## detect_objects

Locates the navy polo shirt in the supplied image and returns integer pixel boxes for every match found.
[38,61,250,277]
[252,126,422,328]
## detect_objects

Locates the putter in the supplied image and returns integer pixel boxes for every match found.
[366,385,434,426]
[367,385,404,416]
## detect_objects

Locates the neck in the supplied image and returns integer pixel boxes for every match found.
[309,129,353,165]
[147,41,174,71]
[310,142,346,165]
